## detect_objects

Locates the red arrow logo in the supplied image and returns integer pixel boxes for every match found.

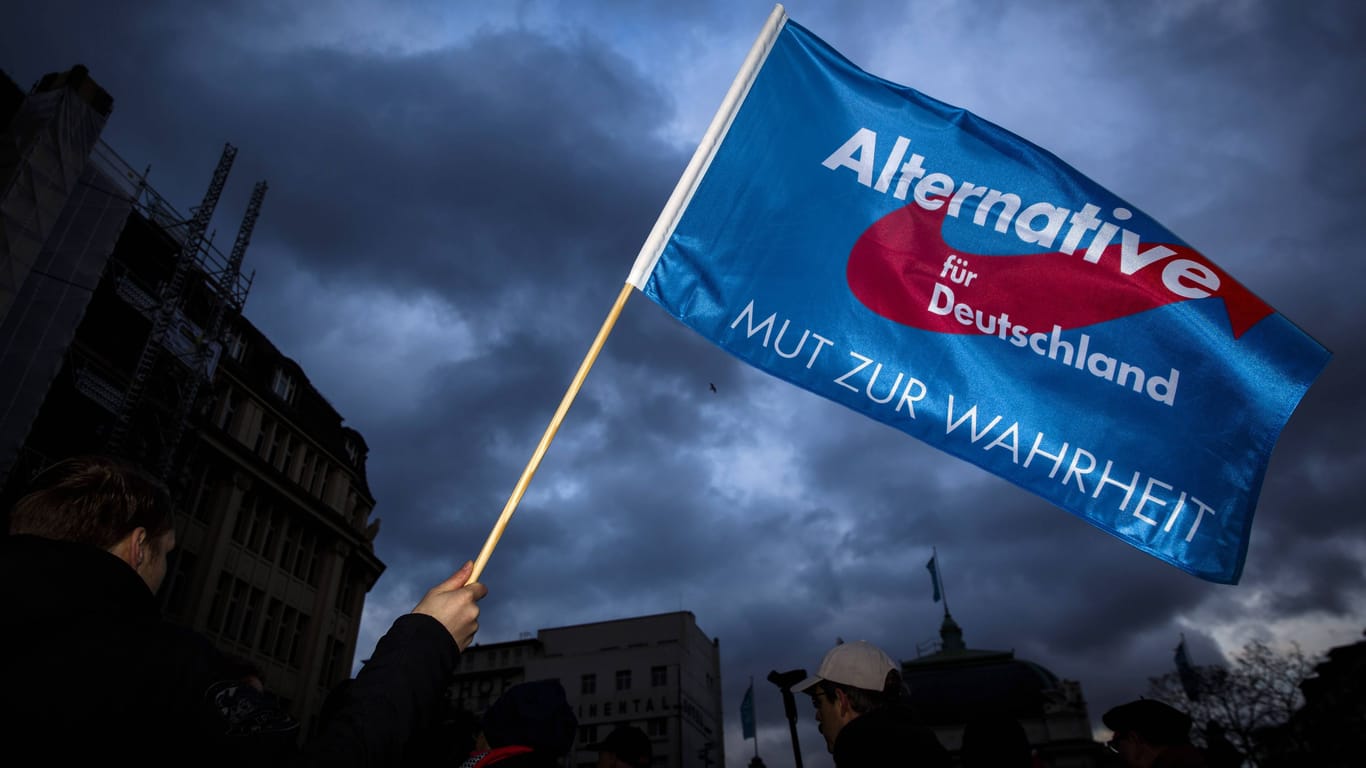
[846,204,1273,338]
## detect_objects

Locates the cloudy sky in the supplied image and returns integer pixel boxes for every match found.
[5,0,1364,763]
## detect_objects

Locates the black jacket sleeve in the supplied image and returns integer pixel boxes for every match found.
[298,613,460,768]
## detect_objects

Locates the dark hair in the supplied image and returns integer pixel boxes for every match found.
[8,454,175,549]
[819,668,907,715]
[1103,699,1193,747]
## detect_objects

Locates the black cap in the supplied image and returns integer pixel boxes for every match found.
[1102,699,1193,746]
[587,725,652,767]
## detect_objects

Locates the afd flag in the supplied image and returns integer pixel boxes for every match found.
[626,6,1329,584]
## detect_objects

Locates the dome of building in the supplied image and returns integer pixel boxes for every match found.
[902,612,1076,726]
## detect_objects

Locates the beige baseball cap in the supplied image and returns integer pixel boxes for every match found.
[792,640,896,693]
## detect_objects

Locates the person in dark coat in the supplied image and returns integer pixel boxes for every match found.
[793,640,951,767]
[0,454,487,768]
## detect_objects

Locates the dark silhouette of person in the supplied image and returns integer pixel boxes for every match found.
[960,713,1033,767]
[793,640,951,767]
[2,454,488,768]
[587,725,654,768]
[459,679,577,767]
[1103,698,1210,767]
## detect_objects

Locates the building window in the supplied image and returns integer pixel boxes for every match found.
[226,329,248,362]
[289,613,310,668]
[258,598,283,654]
[273,606,298,662]
[321,637,347,688]
[259,509,284,561]
[217,388,237,432]
[267,429,282,465]
[271,368,296,402]
[310,460,327,497]
[278,520,302,574]
[220,578,248,639]
[298,449,314,487]
[238,586,264,646]
[190,473,216,523]
[646,719,667,737]
[577,725,598,746]
[581,674,596,695]
[255,417,273,455]
[304,538,320,586]
[615,669,631,691]
[206,571,231,632]
[247,499,270,554]
[293,529,317,583]
[651,666,667,687]
[230,491,257,544]
[279,434,294,474]
[336,564,356,616]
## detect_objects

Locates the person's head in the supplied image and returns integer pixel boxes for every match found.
[960,714,1031,768]
[479,679,577,757]
[8,454,177,592]
[588,725,652,768]
[792,640,901,752]
[1103,699,1193,768]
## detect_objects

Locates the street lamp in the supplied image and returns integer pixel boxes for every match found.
[767,668,807,768]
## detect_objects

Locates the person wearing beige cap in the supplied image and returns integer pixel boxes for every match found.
[793,640,949,767]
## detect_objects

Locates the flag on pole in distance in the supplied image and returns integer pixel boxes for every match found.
[926,555,942,603]
[626,5,1330,584]
[1175,637,1203,701]
[740,682,756,740]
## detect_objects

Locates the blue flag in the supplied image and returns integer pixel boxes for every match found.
[740,682,756,740]
[926,556,942,603]
[627,6,1329,584]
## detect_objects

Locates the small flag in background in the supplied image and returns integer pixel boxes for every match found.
[740,681,756,740]
[926,556,942,603]
[1175,636,1202,701]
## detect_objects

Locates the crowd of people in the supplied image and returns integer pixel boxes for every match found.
[781,637,1243,767]
[1,454,1237,767]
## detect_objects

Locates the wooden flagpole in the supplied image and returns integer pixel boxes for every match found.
[469,5,788,582]
[469,281,634,582]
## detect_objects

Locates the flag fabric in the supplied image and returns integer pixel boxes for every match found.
[1175,637,1203,701]
[740,682,756,740]
[926,555,942,603]
[627,6,1329,584]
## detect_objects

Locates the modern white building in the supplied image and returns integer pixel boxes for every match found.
[451,611,725,768]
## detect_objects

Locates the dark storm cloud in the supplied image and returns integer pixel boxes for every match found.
[5,2,1365,764]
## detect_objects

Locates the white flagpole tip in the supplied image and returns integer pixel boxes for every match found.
[626,3,789,290]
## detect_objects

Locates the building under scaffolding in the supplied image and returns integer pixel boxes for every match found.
[0,65,384,731]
